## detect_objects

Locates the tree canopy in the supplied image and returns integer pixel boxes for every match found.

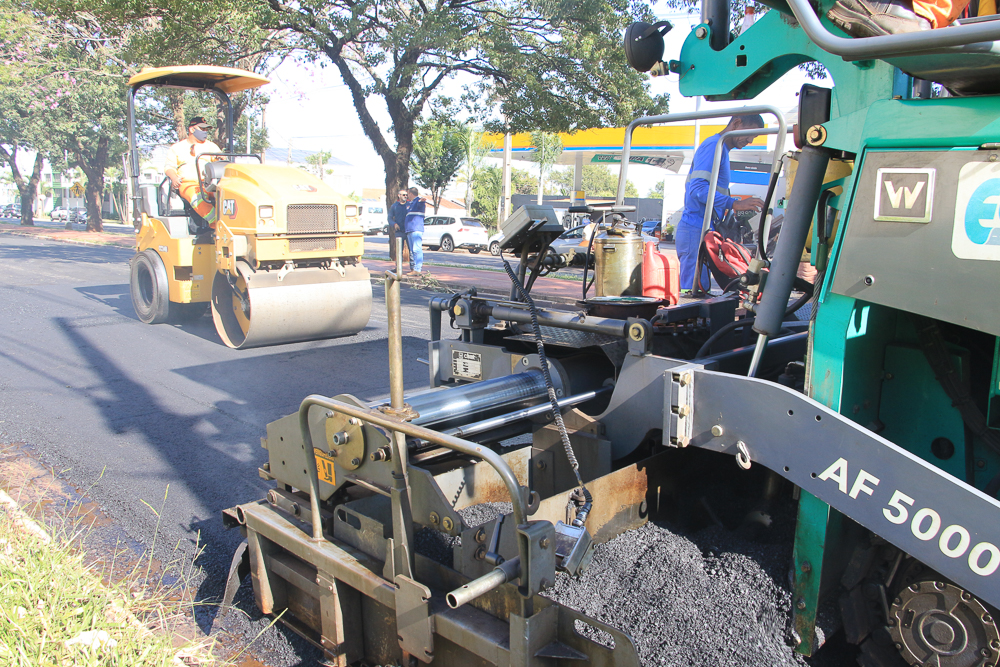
[411,119,466,214]
[529,131,562,205]
[263,0,670,216]
[549,164,638,199]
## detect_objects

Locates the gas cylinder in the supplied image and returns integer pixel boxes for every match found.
[643,241,680,305]
[594,227,644,297]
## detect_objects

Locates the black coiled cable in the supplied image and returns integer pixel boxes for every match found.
[502,259,589,506]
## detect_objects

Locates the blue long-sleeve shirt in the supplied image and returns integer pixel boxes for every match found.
[404,198,425,233]
[388,201,408,230]
[679,134,738,230]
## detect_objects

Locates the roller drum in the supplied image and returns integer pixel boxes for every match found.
[408,369,550,427]
[211,261,372,349]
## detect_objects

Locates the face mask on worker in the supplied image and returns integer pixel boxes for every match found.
[192,128,208,142]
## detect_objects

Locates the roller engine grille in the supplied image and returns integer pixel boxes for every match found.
[289,237,338,252]
[287,204,338,234]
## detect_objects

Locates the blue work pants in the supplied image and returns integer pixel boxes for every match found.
[406,231,423,272]
[675,223,710,291]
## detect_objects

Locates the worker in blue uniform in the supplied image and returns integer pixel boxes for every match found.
[677,114,766,292]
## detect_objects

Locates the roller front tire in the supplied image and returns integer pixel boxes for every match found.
[130,250,171,324]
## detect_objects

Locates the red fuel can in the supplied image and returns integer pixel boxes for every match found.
[642,242,679,305]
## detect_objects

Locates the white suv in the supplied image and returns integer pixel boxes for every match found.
[422,216,488,253]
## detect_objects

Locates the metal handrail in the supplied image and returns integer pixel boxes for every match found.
[294,395,531,565]
[785,0,1000,58]
[693,126,792,294]
[615,105,787,206]
[697,126,791,256]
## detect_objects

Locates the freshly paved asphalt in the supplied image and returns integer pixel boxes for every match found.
[0,233,436,663]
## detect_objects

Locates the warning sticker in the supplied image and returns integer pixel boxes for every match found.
[451,350,483,380]
[314,448,336,486]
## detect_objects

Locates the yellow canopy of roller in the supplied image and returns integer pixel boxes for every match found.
[128,66,269,94]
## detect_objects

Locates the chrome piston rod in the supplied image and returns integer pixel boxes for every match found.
[405,369,552,428]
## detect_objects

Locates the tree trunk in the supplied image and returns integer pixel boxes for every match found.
[383,130,414,266]
[170,92,186,142]
[0,143,40,227]
[75,136,108,232]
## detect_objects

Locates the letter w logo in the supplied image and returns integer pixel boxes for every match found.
[883,180,925,209]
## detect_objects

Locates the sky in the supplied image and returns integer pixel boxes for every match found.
[259,7,828,204]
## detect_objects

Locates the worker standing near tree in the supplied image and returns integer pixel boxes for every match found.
[404,187,425,274]
[164,116,221,227]
[388,189,408,262]
[676,114,765,293]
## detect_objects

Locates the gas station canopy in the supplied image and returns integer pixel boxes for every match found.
[483,124,768,173]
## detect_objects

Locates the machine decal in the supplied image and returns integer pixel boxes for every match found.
[817,456,1000,579]
[874,167,935,222]
[451,350,483,380]
[222,199,237,218]
[315,448,336,485]
[159,245,167,252]
[954,162,1000,260]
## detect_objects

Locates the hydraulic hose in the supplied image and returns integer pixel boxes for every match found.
[695,288,812,359]
[756,153,787,262]
[580,215,603,300]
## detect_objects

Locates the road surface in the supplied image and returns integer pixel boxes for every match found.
[0,233,434,664]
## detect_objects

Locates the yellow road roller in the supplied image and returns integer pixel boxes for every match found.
[125,66,372,348]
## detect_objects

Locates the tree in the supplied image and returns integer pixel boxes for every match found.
[457,128,494,216]
[471,165,535,228]
[261,0,669,231]
[0,4,55,225]
[304,150,332,179]
[647,181,664,199]
[529,132,562,205]
[411,119,465,214]
[549,164,639,198]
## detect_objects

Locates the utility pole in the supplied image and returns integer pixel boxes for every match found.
[260,108,266,163]
[502,128,512,224]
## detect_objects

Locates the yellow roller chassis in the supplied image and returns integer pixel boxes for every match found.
[130,164,372,348]
[126,65,372,349]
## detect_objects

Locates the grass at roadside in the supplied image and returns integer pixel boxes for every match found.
[0,491,215,667]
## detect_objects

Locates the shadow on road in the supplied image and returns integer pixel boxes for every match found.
[0,239,130,264]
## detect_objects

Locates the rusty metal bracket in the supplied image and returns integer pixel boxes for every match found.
[395,574,434,663]
[378,403,420,422]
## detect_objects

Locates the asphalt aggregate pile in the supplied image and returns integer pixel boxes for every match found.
[544,519,809,667]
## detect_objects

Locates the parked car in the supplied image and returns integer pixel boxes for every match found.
[488,230,504,256]
[422,216,488,253]
[640,219,662,242]
[70,208,88,224]
[50,207,68,222]
[549,224,592,256]
[1,204,17,218]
